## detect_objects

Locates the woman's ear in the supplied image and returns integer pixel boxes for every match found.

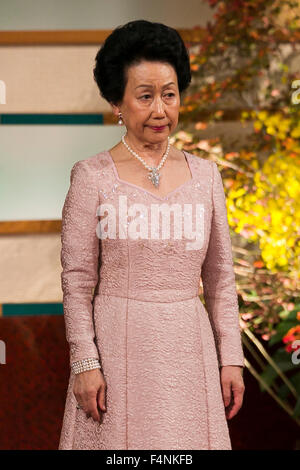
[110,102,121,118]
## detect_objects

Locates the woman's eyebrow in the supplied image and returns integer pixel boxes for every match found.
[135,81,176,89]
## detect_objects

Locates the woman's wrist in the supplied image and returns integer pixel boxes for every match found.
[71,357,101,375]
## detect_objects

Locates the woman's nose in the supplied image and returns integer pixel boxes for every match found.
[152,97,165,115]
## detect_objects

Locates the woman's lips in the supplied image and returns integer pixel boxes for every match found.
[149,125,166,131]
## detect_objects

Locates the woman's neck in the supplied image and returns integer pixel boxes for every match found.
[122,134,170,166]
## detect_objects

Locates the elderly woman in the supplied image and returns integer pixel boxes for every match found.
[58,19,245,450]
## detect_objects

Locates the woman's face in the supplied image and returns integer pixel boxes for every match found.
[113,60,180,145]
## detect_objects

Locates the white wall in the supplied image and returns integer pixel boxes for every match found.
[0,125,125,220]
[0,0,213,30]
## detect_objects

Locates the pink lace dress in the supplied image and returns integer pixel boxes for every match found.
[58,150,244,450]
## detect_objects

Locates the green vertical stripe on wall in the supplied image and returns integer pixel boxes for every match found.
[0,114,104,125]
[2,303,63,316]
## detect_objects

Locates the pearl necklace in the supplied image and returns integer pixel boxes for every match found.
[121,134,171,187]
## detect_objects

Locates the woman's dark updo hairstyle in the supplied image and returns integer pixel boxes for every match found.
[93,19,191,105]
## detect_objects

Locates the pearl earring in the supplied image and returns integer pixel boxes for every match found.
[118,112,124,125]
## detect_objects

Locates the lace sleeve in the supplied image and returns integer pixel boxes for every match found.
[201,161,245,368]
[60,160,100,366]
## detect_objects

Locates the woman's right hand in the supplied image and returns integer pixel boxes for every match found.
[73,368,107,423]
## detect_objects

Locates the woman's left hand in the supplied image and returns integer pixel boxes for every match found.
[219,365,245,420]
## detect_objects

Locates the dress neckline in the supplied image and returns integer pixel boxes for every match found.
[105,149,194,202]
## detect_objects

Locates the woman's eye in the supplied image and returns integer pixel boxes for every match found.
[140,93,175,100]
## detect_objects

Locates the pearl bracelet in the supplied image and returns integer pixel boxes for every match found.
[71,357,101,375]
